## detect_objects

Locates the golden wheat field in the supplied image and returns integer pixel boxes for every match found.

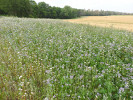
[64,16,133,32]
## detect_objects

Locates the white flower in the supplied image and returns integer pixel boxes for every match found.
[20,82,24,86]
[80,75,84,79]
[44,97,49,100]
[31,92,34,95]
[78,96,81,98]
[45,70,51,73]
[53,95,56,98]
[70,75,74,79]
[19,76,22,79]
[119,87,124,94]
[18,88,22,91]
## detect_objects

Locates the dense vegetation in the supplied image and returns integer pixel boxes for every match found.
[0,17,133,99]
[0,0,132,19]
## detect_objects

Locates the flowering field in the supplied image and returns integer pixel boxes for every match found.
[0,17,133,100]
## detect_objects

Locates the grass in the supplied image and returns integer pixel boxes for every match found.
[64,15,133,32]
[0,17,133,100]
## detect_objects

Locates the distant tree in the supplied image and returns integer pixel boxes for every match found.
[38,2,50,18]
[60,6,74,19]
[0,9,6,15]
[18,0,31,17]
[1,0,132,18]
[29,0,39,17]
[50,7,57,18]
[0,0,31,17]
[54,7,62,18]
[0,0,10,15]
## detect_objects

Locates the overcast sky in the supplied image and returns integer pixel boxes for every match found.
[34,0,133,13]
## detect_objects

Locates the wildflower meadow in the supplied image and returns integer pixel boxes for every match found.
[0,17,133,100]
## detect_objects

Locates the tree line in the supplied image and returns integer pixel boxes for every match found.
[0,0,132,19]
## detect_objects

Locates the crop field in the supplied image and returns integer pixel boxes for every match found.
[64,16,133,32]
[0,17,133,100]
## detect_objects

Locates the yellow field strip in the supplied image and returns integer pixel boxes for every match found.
[64,16,133,32]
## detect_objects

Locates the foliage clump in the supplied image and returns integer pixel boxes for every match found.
[0,0,132,18]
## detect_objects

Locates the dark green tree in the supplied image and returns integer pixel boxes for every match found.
[29,0,39,17]
[50,7,57,18]
[0,0,132,18]
[38,2,50,18]
[0,0,10,15]
[0,0,31,17]
[60,6,73,19]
